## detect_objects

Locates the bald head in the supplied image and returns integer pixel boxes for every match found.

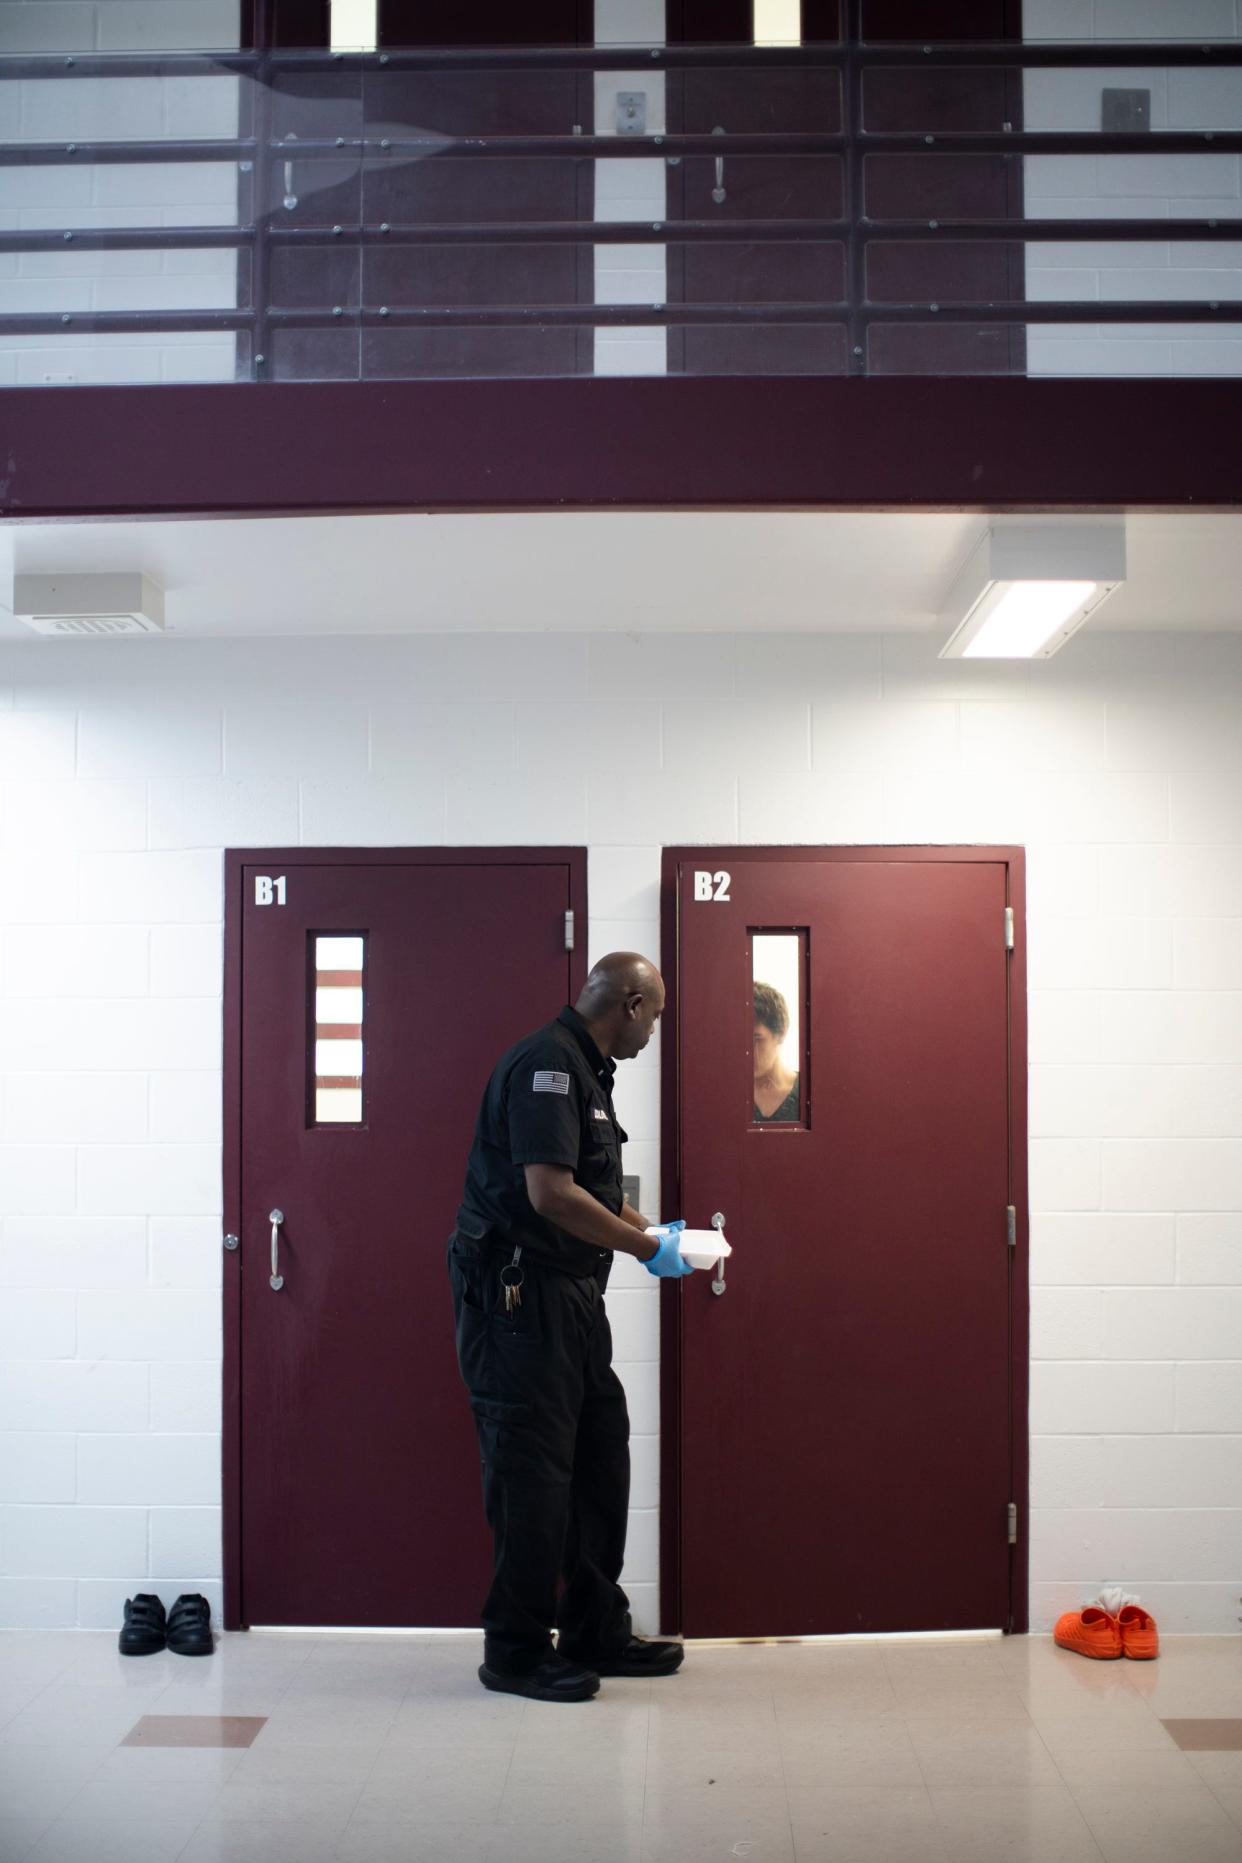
[575,951,665,1062]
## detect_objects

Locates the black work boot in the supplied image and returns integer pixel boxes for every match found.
[559,1635,684,1678]
[118,1593,167,1656]
[166,1593,214,1657]
[478,1655,600,1702]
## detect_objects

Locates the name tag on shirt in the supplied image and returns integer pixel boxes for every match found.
[532,1070,570,1095]
[592,1106,610,1121]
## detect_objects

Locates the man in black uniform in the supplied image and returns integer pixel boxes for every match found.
[448,950,697,1703]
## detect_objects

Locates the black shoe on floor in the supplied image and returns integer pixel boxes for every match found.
[118,1593,167,1657]
[560,1636,684,1678]
[478,1656,600,1702]
[166,1593,214,1657]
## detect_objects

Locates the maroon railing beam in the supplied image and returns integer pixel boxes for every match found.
[6,376,1242,516]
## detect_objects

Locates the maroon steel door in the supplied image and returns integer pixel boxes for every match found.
[663,0,1025,378]
[252,1,595,380]
[664,0,847,377]
[664,848,1024,1637]
[224,850,585,1627]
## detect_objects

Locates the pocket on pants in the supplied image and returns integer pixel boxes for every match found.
[452,1248,542,1339]
[469,1393,548,1479]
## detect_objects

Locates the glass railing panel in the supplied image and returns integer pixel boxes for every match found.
[865,61,1242,136]
[2,39,1242,383]
[664,318,848,375]
[866,321,1027,375]
[671,65,842,136]
[363,65,597,138]
[0,143,249,384]
[1024,319,1242,378]
[1024,63,1242,135]
[862,64,1019,135]
[865,317,1242,376]
[664,237,846,304]
[863,151,1025,221]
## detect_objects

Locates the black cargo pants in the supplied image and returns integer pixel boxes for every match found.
[447,1234,633,1673]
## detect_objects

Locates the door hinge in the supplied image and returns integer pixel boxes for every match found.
[1006,1205,1017,1249]
[1004,906,1015,951]
[1007,1501,1018,1545]
[564,908,575,952]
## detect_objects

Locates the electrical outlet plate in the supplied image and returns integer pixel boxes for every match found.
[615,90,646,136]
[1102,88,1151,133]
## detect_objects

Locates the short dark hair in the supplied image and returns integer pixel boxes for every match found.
[753,981,789,1042]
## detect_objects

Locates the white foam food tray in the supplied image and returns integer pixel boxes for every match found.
[677,1229,732,1270]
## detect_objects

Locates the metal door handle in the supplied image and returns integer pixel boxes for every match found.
[269,1208,285,1290]
[282,132,298,211]
[712,124,726,203]
[711,1210,727,1296]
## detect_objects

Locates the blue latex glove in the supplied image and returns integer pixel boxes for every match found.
[643,1221,695,1278]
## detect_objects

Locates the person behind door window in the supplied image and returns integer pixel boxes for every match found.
[753,980,801,1123]
[446,951,696,1704]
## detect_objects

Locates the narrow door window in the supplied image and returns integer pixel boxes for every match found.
[330,0,377,48]
[311,934,367,1124]
[751,930,807,1127]
[753,0,801,44]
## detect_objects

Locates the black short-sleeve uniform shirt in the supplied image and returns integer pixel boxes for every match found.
[455,1006,629,1277]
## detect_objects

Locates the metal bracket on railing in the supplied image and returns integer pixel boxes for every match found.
[712,124,726,203]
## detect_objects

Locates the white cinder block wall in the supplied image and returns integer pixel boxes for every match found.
[594,0,667,378]
[1,627,1241,1636]
[1024,0,1242,377]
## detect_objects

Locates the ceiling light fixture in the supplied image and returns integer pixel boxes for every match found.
[938,523,1125,660]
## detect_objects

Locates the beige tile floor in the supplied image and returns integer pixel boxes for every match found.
[0,1629,1239,1862]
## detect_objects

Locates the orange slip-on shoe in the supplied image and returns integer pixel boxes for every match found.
[1054,1606,1123,1659]
[1118,1604,1160,1660]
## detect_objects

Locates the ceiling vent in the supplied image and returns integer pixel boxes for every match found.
[13,573,165,638]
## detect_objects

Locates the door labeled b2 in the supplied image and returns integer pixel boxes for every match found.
[224,849,585,1627]
[663,848,1027,1637]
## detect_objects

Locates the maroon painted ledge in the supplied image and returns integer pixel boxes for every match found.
[5,374,1242,519]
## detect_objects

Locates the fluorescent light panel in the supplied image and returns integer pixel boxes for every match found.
[939,524,1125,660]
[961,579,1098,659]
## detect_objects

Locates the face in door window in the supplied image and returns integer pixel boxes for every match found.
[752,979,801,1124]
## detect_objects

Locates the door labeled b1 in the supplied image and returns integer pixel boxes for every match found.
[665,849,1024,1638]
[225,851,584,1628]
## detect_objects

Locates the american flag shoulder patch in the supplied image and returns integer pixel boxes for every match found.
[532,1070,571,1095]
